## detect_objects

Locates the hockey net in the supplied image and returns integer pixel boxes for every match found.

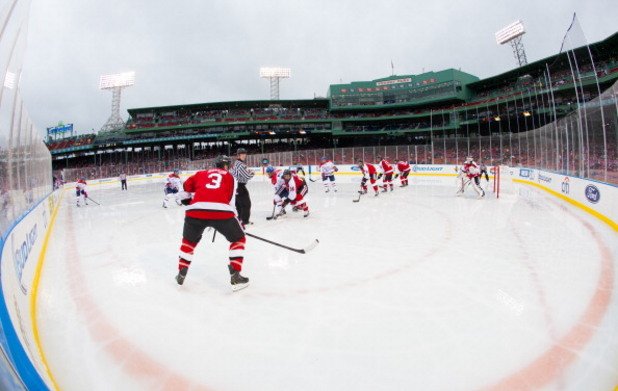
[491,166,513,198]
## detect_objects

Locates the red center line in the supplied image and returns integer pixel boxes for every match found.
[62,204,214,391]
[483,194,615,390]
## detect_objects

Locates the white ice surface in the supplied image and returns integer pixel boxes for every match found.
[38,176,618,391]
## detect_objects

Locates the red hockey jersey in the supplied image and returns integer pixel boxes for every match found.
[397,161,411,173]
[379,159,394,174]
[360,163,377,178]
[183,168,237,220]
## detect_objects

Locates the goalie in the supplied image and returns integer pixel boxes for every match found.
[456,157,485,198]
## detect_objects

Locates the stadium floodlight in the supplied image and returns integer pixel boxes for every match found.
[495,20,528,67]
[99,71,135,132]
[99,71,135,89]
[260,67,291,100]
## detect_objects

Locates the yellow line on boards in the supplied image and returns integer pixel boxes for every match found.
[30,190,64,390]
[513,178,618,232]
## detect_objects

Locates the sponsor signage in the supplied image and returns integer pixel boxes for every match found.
[537,174,552,183]
[561,177,570,194]
[519,169,529,177]
[584,185,600,204]
[412,165,444,173]
[46,123,73,136]
[376,78,412,86]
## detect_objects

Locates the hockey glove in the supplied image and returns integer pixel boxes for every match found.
[377,173,383,180]
[180,198,192,206]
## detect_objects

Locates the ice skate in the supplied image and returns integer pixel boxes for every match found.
[176,267,188,285]
[228,265,249,291]
[303,210,310,218]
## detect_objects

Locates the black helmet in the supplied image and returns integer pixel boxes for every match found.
[282,169,292,177]
[236,147,247,155]
[213,155,231,169]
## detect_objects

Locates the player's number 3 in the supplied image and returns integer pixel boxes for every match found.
[205,173,223,189]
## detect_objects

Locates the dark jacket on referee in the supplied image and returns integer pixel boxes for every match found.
[231,148,254,225]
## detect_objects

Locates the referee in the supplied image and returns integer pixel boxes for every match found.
[231,148,254,226]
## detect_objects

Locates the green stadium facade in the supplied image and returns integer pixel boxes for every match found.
[47,32,618,170]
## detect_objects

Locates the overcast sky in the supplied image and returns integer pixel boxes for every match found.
[20,0,618,136]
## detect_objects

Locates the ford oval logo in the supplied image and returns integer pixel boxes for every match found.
[584,185,600,204]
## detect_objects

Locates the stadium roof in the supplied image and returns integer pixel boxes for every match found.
[468,31,618,90]
[127,98,329,116]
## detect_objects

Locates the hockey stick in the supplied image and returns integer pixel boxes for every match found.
[245,232,319,254]
[456,179,471,194]
[87,197,100,205]
[266,204,276,220]
[308,176,318,182]
[352,191,363,203]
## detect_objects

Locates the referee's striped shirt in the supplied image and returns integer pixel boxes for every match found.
[231,159,254,184]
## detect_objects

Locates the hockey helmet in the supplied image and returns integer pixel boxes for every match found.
[236,147,247,155]
[465,156,473,163]
[265,165,275,174]
[320,156,327,161]
[213,155,231,169]
[282,169,292,178]
[173,169,180,175]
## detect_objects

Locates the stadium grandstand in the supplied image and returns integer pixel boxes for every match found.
[48,32,618,184]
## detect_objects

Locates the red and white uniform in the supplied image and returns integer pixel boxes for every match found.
[75,179,88,206]
[396,161,411,186]
[177,168,247,276]
[378,159,394,191]
[463,162,480,179]
[163,173,183,207]
[458,160,484,198]
[181,168,238,220]
[166,173,183,191]
[319,160,338,192]
[276,173,309,217]
[359,163,379,194]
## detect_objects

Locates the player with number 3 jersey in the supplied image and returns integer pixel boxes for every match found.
[174,155,250,291]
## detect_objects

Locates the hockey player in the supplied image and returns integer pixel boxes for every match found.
[458,157,485,198]
[75,178,89,207]
[377,155,395,192]
[162,169,183,208]
[396,160,411,187]
[175,155,249,291]
[266,166,289,217]
[319,156,338,193]
[357,159,380,196]
[274,170,310,218]
[479,161,489,182]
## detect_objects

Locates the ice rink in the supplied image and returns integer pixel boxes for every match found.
[38,175,618,390]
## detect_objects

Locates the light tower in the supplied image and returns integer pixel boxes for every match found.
[259,67,291,100]
[495,20,528,67]
[99,71,135,132]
